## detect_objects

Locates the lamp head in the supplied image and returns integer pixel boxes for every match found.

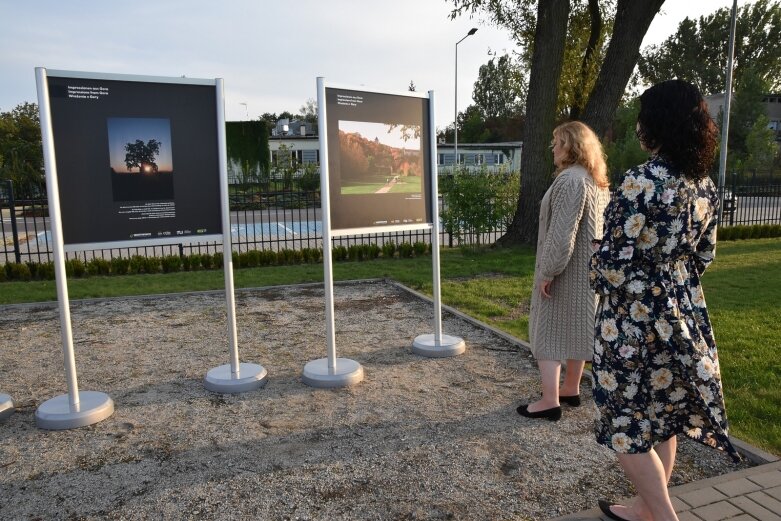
[468,28,477,36]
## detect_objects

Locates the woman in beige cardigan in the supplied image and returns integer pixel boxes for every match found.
[518,121,610,421]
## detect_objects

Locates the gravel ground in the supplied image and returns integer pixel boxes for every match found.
[0,280,750,520]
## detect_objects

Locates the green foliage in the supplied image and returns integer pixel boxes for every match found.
[297,162,320,192]
[129,255,146,275]
[213,252,224,269]
[0,102,44,198]
[187,254,202,271]
[110,257,130,276]
[65,258,86,278]
[719,224,781,241]
[301,248,322,263]
[398,242,414,258]
[382,242,396,259]
[161,255,182,273]
[639,0,781,95]
[440,168,520,245]
[413,242,427,256]
[472,54,526,119]
[602,97,648,184]
[6,262,31,281]
[86,258,111,276]
[226,120,271,185]
[143,256,161,274]
[332,245,348,262]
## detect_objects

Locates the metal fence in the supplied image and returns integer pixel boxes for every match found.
[0,180,509,265]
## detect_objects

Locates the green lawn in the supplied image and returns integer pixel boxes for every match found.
[1,239,778,455]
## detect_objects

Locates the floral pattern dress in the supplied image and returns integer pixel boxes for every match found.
[589,156,740,461]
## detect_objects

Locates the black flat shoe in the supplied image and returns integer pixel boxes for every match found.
[598,500,631,521]
[516,404,561,421]
[560,394,581,407]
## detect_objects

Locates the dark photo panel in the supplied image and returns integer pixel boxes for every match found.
[45,73,222,247]
[325,87,432,231]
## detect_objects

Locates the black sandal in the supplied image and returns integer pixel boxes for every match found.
[598,500,631,521]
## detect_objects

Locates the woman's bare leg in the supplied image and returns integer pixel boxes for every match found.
[526,360,561,412]
[560,359,585,396]
[622,436,678,520]
[611,447,679,521]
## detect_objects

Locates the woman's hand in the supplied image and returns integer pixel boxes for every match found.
[540,279,553,298]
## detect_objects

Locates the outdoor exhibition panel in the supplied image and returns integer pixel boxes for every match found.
[43,70,222,251]
[35,68,266,430]
[309,78,463,391]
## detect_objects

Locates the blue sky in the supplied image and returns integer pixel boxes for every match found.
[0,0,752,130]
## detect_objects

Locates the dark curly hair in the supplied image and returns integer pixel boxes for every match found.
[636,79,718,180]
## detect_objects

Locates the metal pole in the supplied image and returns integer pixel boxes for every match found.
[7,180,21,264]
[717,0,738,224]
[454,28,477,170]
[216,78,241,377]
[430,91,443,344]
[35,67,80,409]
[317,77,337,373]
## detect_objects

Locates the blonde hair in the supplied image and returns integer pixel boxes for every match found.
[552,121,609,188]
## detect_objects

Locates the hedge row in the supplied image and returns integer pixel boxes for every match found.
[0,241,431,282]
[717,224,781,241]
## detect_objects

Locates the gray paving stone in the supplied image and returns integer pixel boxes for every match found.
[673,496,692,512]
[746,492,781,516]
[723,515,758,521]
[767,486,781,502]
[715,478,763,497]
[748,471,781,489]
[678,511,704,521]
[729,495,781,521]
[679,487,730,508]
[691,501,743,521]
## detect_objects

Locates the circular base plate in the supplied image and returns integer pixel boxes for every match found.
[302,358,364,388]
[0,394,14,422]
[204,363,268,394]
[412,334,466,358]
[36,391,114,430]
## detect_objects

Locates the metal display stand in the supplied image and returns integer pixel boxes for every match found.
[302,77,365,388]
[204,78,268,393]
[0,394,14,422]
[412,90,465,358]
[34,67,114,430]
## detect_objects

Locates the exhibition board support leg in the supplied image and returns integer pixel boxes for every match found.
[0,394,14,422]
[412,89,465,358]
[33,67,114,430]
[204,77,267,394]
[302,77,364,388]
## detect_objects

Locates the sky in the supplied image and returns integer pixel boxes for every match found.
[0,0,756,131]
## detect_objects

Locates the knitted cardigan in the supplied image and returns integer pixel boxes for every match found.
[528,165,610,361]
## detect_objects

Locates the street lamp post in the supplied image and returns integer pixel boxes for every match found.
[454,27,477,168]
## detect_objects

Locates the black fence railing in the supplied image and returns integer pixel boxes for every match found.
[0,180,510,265]
[2,176,778,266]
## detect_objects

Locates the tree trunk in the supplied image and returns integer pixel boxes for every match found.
[570,0,602,121]
[581,0,666,136]
[496,0,570,247]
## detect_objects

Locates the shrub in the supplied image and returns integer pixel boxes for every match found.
[129,255,146,274]
[65,258,86,277]
[7,262,32,281]
[246,250,261,267]
[332,245,348,261]
[86,258,111,276]
[368,243,381,259]
[413,241,427,256]
[111,257,131,275]
[0,265,6,282]
[382,242,396,259]
[143,256,161,274]
[302,247,321,263]
[398,242,414,258]
[188,254,203,271]
[259,250,277,266]
[200,253,213,270]
[36,262,55,280]
[213,252,224,269]
[161,255,182,273]
[348,244,362,261]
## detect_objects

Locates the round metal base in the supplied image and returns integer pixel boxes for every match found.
[0,394,14,422]
[204,362,268,394]
[412,334,466,358]
[35,391,114,430]
[302,357,364,388]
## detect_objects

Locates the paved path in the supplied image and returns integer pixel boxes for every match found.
[553,457,781,521]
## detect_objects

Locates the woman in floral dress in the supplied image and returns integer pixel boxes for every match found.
[590,80,740,521]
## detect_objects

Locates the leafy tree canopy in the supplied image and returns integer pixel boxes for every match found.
[638,0,781,95]
[0,102,43,196]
